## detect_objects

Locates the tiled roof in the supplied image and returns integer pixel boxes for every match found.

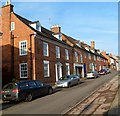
[14,13,71,47]
[62,32,107,60]
[62,33,78,45]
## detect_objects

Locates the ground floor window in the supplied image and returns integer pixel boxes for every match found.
[20,63,28,78]
[66,63,70,75]
[89,63,92,70]
[44,60,50,77]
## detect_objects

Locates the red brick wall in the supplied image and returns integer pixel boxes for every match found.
[2,5,36,84]
[34,37,73,83]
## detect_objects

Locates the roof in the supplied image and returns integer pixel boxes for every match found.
[62,33,78,44]
[62,33,107,60]
[14,13,108,60]
[14,13,71,48]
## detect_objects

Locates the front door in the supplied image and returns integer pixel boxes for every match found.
[55,63,62,81]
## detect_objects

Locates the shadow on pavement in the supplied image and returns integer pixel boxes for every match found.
[2,101,20,110]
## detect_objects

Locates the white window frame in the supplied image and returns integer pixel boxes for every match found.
[89,63,92,70]
[66,63,70,75]
[65,49,69,60]
[75,52,78,62]
[11,22,15,31]
[94,55,96,61]
[19,40,27,56]
[56,46,60,58]
[88,53,91,60]
[43,60,50,77]
[20,63,28,78]
[43,42,49,56]
[80,54,83,63]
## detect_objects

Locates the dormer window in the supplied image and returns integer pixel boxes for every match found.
[76,41,81,48]
[52,33,62,41]
[85,47,89,51]
[91,49,95,53]
[30,21,41,32]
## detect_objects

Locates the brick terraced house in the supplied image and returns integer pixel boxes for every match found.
[1,4,108,85]
[1,4,73,85]
[51,25,108,77]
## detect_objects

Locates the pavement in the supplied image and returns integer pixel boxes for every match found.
[64,75,119,116]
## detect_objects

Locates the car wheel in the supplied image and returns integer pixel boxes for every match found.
[25,93,33,102]
[48,88,53,95]
[77,80,80,85]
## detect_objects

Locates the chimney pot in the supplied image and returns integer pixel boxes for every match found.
[51,24,61,34]
[91,41,95,49]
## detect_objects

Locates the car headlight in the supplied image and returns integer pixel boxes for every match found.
[62,82,68,86]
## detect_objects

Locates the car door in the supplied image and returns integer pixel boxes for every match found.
[35,81,47,96]
[28,81,39,97]
[71,75,77,85]
[18,82,30,100]
[73,76,79,85]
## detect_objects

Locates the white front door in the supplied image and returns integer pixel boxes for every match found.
[55,63,62,81]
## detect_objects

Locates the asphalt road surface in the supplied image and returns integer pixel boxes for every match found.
[2,71,118,114]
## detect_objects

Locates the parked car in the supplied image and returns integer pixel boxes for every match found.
[86,71,99,79]
[106,68,111,74]
[55,75,80,88]
[99,69,107,75]
[1,80,53,102]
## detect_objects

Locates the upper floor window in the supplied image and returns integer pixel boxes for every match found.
[20,63,28,78]
[88,53,91,60]
[80,54,83,63]
[43,42,49,56]
[94,55,96,61]
[75,52,78,62]
[65,49,69,60]
[19,40,27,56]
[56,46,60,58]
[11,22,15,31]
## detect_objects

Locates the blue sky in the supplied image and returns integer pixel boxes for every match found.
[4,2,118,55]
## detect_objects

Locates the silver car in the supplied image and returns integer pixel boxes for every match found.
[55,75,80,88]
[87,71,99,79]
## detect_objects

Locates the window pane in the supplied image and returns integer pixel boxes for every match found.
[19,41,27,55]
[44,62,49,77]
[56,46,60,58]
[43,43,48,56]
[20,63,28,78]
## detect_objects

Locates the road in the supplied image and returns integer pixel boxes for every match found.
[2,71,118,114]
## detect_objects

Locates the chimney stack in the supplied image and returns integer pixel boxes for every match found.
[101,51,106,55]
[110,53,113,57]
[51,24,61,34]
[91,41,95,49]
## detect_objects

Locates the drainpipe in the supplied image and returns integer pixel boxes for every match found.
[29,33,36,80]
[11,32,14,79]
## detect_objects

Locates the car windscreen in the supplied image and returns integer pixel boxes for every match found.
[59,75,71,80]
[3,83,17,89]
